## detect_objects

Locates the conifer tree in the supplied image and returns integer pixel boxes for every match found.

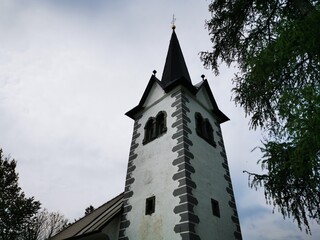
[0,149,41,240]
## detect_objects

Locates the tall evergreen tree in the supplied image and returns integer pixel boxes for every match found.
[0,149,41,240]
[201,0,320,233]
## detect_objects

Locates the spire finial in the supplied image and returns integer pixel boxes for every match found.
[171,14,176,30]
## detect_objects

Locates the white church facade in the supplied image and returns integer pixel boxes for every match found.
[51,28,242,240]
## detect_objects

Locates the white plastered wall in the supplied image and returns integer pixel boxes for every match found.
[124,82,181,240]
[186,86,238,239]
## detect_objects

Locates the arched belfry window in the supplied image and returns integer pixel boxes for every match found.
[156,111,167,136]
[143,111,167,145]
[195,112,216,147]
[204,119,214,143]
[144,117,155,144]
[195,113,204,136]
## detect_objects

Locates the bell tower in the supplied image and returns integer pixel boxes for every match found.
[118,28,242,240]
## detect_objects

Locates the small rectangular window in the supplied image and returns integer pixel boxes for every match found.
[145,196,155,215]
[211,198,220,217]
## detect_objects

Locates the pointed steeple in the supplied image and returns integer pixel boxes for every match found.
[161,29,191,87]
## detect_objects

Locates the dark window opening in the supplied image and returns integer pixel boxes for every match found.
[204,119,214,143]
[211,198,220,217]
[195,113,203,136]
[143,118,155,144]
[145,196,155,215]
[156,112,167,135]
[195,112,216,147]
[143,111,167,145]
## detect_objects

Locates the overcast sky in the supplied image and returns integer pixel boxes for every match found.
[0,1,319,239]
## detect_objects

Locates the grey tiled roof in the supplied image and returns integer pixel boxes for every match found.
[51,193,123,240]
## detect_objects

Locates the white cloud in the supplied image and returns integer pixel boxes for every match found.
[0,0,319,239]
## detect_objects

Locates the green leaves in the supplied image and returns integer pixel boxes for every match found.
[203,0,320,233]
[255,137,320,233]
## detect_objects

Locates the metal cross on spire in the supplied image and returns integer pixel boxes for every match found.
[171,14,176,30]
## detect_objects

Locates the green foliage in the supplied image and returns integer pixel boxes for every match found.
[202,0,320,233]
[0,149,41,240]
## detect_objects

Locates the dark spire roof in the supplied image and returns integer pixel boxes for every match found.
[126,29,229,124]
[161,29,191,86]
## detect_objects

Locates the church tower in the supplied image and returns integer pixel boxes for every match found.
[119,28,242,240]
